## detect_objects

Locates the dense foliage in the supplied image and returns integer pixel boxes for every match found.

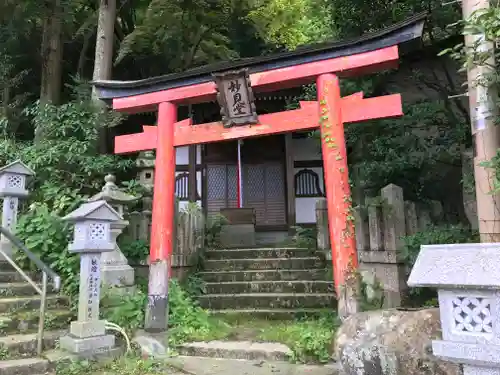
[402,224,479,306]
[9,96,134,297]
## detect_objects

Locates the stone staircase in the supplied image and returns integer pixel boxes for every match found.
[0,264,72,375]
[198,247,336,318]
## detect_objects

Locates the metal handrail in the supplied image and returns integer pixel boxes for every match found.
[0,226,61,356]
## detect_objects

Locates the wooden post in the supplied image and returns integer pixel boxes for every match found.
[146,101,176,333]
[188,145,197,202]
[317,73,359,318]
[285,133,296,230]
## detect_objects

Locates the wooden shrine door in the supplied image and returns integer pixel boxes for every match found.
[205,141,238,218]
[205,135,287,227]
[242,136,286,227]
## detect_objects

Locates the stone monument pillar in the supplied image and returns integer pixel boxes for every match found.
[0,161,34,261]
[88,174,139,292]
[60,200,122,357]
[315,198,331,260]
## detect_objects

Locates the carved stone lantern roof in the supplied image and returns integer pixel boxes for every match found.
[62,200,122,222]
[0,160,35,176]
[136,151,155,169]
[88,174,140,205]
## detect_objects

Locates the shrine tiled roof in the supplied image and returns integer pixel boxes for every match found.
[93,12,427,100]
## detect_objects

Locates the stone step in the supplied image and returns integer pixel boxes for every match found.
[199,269,329,282]
[199,293,337,310]
[177,340,292,361]
[210,308,333,320]
[205,280,334,294]
[0,295,67,314]
[205,248,314,260]
[0,282,55,298]
[0,309,73,335]
[0,272,37,284]
[0,357,49,375]
[0,262,13,272]
[203,257,324,271]
[0,330,65,358]
[168,355,341,375]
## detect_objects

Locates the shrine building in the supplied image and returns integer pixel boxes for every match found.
[93,13,426,245]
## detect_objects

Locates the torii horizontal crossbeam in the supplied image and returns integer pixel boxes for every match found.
[111,46,399,112]
[114,92,402,154]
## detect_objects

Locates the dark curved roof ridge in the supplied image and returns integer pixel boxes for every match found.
[93,12,427,99]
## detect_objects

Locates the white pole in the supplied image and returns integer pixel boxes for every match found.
[462,0,500,241]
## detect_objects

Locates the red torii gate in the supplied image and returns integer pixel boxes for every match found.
[93,13,425,332]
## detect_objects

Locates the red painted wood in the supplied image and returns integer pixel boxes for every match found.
[113,82,216,113]
[172,94,401,147]
[113,125,156,154]
[150,102,177,262]
[251,46,398,89]
[317,74,358,294]
[113,93,402,153]
[112,46,399,112]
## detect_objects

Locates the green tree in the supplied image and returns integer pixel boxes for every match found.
[247,0,335,50]
[116,0,239,74]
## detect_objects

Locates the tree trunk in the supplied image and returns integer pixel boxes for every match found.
[92,0,117,153]
[37,0,63,143]
[77,30,94,78]
[1,87,9,118]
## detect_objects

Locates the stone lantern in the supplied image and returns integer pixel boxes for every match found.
[136,151,155,193]
[0,160,34,198]
[408,243,500,375]
[0,160,34,260]
[60,200,122,357]
[88,174,139,292]
[135,151,155,243]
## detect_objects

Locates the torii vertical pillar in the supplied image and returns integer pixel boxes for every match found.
[317,74,359,318]
[146,101,177,333]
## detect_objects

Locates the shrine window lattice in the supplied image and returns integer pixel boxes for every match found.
[175,173,201,201]
[294,169,324,198]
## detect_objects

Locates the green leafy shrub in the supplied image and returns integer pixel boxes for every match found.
[258,313,340,363]
[402,224,479,306]
[204,213,228,248]
[6,98,134,300]
[101,287,148,336]
[15,206,79,298]
[183,273,207,297]
[100,278,228,346]
[55,354,173,375]
[290,225,317,248]
[168,279,230,346]
[118,238,150,265]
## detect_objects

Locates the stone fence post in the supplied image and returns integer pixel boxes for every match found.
[358,184,408,307]
[408,243,500,375]
[0,161,34,261]
[315,198,330,260]
[60,200,121,358]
